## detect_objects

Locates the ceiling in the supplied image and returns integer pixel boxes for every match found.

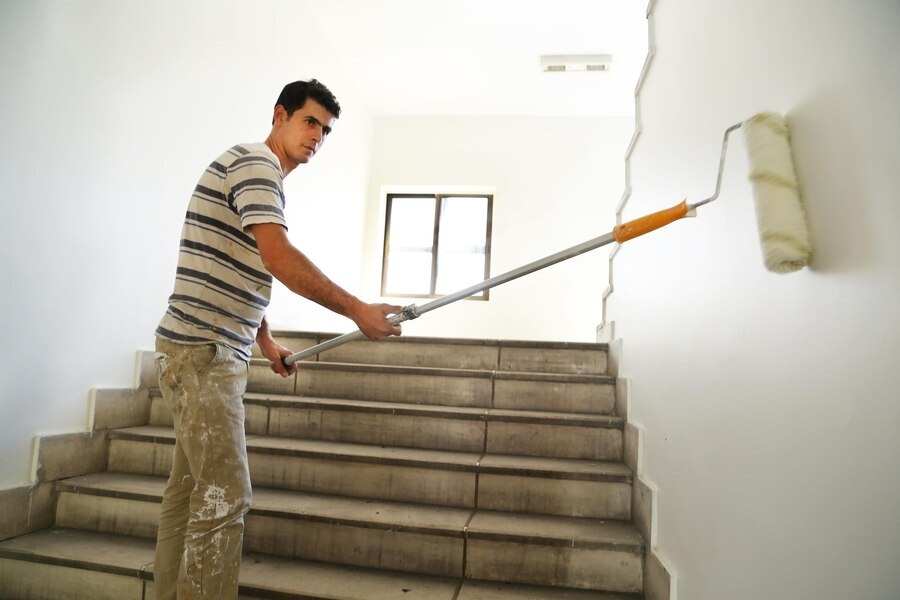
[303,0,647,117]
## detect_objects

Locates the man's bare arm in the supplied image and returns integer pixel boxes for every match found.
[249,223,402,340]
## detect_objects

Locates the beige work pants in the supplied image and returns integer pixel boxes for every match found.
[153,339,252,600]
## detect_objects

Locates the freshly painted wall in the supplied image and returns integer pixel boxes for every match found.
[608,1,900,598]
[0,0,373,488]
[362,116,633,342]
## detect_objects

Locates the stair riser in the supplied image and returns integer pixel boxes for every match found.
[108,440,478,509]
[268,408,622,461]
[108,440,630,519]
[267,407,485,453]
[486,423,622,461]
[466,539,643,593]
[54,492,464,578]
[497,347,607,376]
[295,369,493,408]
[267,337,608,375]
[56,494,160,540]
[246,515,463,577]
[0,558,146,600]
[493,380,615,414]
[316,340,500,371]
[478,475,631,520]
[248,367,616,415]
[150,396,622,459]
[248,453,477,508]
[149,397,270,436]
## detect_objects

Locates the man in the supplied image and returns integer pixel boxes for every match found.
[153,79,402,600]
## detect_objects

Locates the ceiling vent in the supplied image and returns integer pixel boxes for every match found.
[540,54,612,73]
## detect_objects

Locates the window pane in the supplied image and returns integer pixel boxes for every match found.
[388,197,435,250]
[384,251,433,295]
[384,197,435,295]
[436,196,488,295]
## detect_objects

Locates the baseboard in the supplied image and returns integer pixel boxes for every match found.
[0,482,56,542]
[644,548,677,600]
[610,336,677,600]
[33,431,109,483]
[91,388,152,431]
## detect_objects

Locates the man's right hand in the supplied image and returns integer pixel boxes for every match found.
[351,301,405,340]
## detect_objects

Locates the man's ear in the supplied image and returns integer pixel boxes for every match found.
[272,104,288,125]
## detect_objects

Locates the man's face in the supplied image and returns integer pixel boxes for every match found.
[273,98,335,168]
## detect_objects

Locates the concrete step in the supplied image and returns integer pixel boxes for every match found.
[108,426,632,519]
[0,528,640,599]
[53,472,642,590]
[147,392,624,460]
[261,332,609,375]
[466,511,643,593]
[55,472,469,577]
[248,360,617,415]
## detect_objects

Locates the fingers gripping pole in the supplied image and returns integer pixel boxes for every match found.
[283,305,420,366]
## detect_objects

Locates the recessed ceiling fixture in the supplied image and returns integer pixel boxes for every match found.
[540,54,612,73]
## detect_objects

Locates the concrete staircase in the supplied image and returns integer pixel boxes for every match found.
[0,332,645,599]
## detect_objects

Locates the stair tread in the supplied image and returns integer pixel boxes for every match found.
[0,528,458,599]
[243,392,623,426]
[0,526,154,575]
[60,471,640,546]
[61,472,471,535]
[1,528,635,599]
[479,454,631,480]
[111,425,629,479]
[467,511,643,551]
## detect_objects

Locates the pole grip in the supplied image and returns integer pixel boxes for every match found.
[613,200,690,243]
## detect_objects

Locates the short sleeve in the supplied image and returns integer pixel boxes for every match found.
[225,151,287,230]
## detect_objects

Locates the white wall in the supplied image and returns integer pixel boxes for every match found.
[0,0,373,488]
[608,1,900,598]
[362,116,633,341]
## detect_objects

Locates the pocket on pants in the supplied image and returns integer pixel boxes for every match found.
[192,344,221,375]
[156,343,218,399]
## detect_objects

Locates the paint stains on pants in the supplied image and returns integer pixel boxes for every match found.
[154,339,251,600]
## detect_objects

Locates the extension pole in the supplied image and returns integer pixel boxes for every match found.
[284,231,616,366]
[283,198,692,366]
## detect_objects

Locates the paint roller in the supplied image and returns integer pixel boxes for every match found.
[282,112,812,365]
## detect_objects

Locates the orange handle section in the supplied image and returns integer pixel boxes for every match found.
[613,200,690,243]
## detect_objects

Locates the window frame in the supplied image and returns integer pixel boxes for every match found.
[381,192,493,300]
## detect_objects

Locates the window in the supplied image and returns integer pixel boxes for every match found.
[381,193,493,299]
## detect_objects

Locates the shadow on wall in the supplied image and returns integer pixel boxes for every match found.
[789,90,872,275]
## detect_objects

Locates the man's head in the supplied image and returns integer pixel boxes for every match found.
[266,79,340,176]
[272,79,341,124]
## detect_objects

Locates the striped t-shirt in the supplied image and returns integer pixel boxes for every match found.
[156,143,286,360]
